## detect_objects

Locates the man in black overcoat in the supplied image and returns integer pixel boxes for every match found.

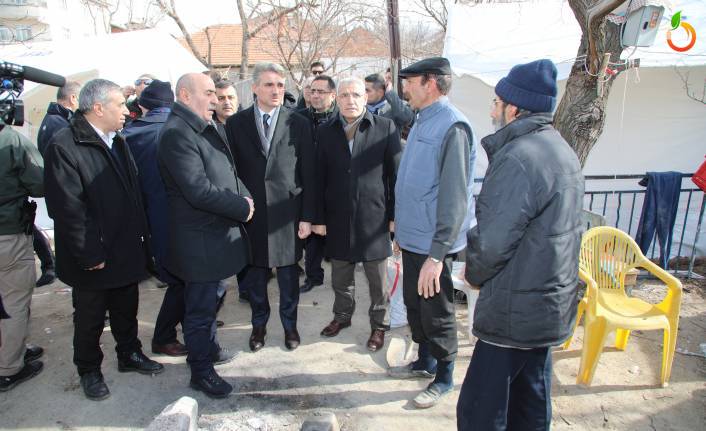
[158,73,253,398]
[296,74,339,294]
[43,79,164,401]
[225,62,315,352]
[313,77,401,352]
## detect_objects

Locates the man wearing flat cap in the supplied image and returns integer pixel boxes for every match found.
[123,80,189,358]
[458,59,584,430]
[389,56,477,409]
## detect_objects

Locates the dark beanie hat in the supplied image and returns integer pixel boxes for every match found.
[139,79,174,110]
[495,59,558,113]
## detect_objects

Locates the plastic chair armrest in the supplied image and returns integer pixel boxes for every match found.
[638,258,683,314]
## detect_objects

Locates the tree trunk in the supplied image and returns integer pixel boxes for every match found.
[236,0,250,80]
[240,33,251,80]
[554,0,626,167]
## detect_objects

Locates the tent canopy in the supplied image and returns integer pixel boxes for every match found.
[444,0,706,86]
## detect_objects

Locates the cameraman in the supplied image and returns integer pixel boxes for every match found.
[0,124,45,392]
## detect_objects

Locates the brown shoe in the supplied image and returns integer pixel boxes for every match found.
[151,341,188,356]
[367,329,385,352]
[320,320,351,338]
[249,326,266,352]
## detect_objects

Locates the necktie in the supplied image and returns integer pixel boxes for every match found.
[262,113,270,138]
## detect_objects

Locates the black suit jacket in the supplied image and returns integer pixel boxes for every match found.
[316,111,401,261]
[226,105,315,268]
[44,111,151,289]
[157,102,251,282]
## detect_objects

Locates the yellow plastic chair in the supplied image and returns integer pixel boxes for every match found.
[573,226,682,387]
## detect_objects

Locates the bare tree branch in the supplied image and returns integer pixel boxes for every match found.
[154,0,211,68]
[674,66,706,105]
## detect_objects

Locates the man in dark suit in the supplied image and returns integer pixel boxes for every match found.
[296,75,339,294]
[44,79,164,401]
[313,77,401,352]
[226,62,315,353]
[158,73,253,398]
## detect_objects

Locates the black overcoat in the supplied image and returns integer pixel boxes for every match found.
[43,111,151,290]
[316,111,401,262]
[225,106,315,268]
[157,102,252,283]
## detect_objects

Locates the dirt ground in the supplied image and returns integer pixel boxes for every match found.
[0,262,704,431]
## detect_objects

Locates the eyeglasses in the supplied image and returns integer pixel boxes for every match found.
[310,89,332,95]
[311,70,324,75]
[135,78,153,86]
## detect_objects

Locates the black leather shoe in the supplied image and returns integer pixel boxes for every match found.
[24,344,44,363]
[117,351,165,375]
[213,347,237,365]
[190,370,232,398]
[238,291,250,303]
[300,279,322,293]
[0,360,43,392]
[35,271,56,287]
[249,326,266,352]
[80,370,110,401]
[284,329,300,350]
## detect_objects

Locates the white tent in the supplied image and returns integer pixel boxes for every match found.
[444,0,706,177]
[1,29,206,140]
[1,29,206,229]
[444,0,706,259]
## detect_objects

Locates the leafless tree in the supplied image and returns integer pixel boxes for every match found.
[673,67,706,105]
[236,0,314,80]
[153,0,211,68]
[121,0,165,30]
[258,0,375,85]
[81,0,121,35]
[553,0,635,166]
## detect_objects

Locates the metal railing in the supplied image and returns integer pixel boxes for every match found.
[474,173,705,279]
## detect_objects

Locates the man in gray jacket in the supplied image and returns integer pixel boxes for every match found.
[389,57,476,409]
[458,59,584,430]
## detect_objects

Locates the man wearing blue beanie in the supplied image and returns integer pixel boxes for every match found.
[458,59,584,430]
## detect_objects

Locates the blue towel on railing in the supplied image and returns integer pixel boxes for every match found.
[635,171,682,269]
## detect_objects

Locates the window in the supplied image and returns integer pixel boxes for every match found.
[15,26,32,41]
[0,27,12,42]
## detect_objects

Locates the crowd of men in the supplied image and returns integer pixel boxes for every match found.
[0,56,583,430]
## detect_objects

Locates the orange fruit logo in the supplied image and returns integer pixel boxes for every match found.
[667,11,697,52]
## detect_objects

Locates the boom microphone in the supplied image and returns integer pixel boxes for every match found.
[0,61,66,87]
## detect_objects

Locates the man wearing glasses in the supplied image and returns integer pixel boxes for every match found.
[296,62,326,110]
[298,75,338,294]
[310,61,325,76]
[126,74,156,123]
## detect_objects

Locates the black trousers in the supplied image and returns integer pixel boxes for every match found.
[401,249,457,362]
[304,234,325,284]
[152,282,185,345]
[32,225,54,273]
[238,264,299,331]
[72,284,141,376]
[183,280,220,377]
[457,340,552,431]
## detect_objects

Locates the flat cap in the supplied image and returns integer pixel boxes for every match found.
[399,57,452,77]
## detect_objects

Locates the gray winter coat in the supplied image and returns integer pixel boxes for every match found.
[465,112,584,348]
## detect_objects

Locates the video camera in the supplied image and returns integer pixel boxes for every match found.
[0,61,66,127]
